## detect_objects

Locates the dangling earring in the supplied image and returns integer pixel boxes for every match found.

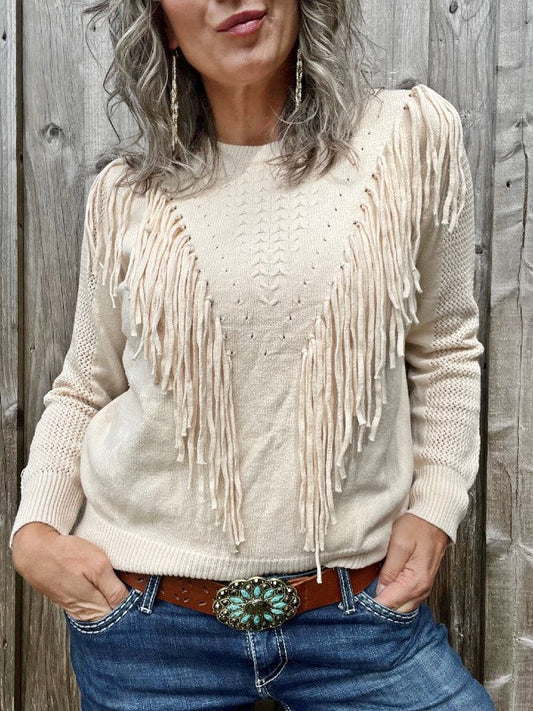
[170,48,179,151]
[295,43,303,110]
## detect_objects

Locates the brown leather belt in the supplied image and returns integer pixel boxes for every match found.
[115,559,384,632]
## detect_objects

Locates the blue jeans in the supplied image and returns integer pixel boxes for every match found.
[64,566,496,710]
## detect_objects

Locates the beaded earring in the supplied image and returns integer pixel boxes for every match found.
[170,48,179,151]
[295,44,303,110]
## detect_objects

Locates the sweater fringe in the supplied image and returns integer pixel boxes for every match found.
[84,83,467,580]
[299,83,468,584]
[86,175,245,553]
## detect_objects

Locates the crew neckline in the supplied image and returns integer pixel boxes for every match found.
[216,138,283,164]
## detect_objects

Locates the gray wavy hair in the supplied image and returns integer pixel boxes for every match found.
[83,0,385,197]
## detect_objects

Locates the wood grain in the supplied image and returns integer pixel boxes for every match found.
[2,0,20,709]
[484,0,533,708]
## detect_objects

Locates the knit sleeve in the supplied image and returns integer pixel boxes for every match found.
[403,105,485,545]
[9,162,129,549]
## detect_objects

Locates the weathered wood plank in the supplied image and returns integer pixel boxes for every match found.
[21,3,80,708]
[1,0,20,707]
[485,0,533,708]
[361,0,431,88]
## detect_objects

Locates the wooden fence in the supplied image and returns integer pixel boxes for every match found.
[1,0,531,708]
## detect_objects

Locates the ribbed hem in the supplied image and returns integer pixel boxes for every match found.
[9,471,85,549]
[406,465,472,545]
[72,502,388,580]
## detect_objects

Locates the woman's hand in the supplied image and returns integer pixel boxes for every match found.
[11,522,131,621]
[373,513,450,612]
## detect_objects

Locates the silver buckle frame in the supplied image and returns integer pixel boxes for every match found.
[212,575,301,631]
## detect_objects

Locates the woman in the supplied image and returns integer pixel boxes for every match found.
[10,1,495,709]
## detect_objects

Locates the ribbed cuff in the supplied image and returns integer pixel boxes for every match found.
[406,465,473,545]
[9,470,86,549]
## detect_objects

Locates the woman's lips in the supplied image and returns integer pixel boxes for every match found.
[220,15,265,36]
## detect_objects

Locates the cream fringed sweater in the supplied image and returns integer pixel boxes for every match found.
[9,84,484,584]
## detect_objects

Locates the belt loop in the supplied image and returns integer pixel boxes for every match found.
[137,574,162,615]
[336,567,357,615]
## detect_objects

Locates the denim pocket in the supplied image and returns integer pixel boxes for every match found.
[355,576,420,625]
[64,585,142,635]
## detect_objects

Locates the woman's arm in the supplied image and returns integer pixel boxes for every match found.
[375,91,484,610]
[403,146,484,541]
[9,162,129,549]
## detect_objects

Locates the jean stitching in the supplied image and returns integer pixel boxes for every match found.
[244,629,255,664]
[247,631,267,698]
[359,589,419,618]
[356,591,419,624]
[138,574,161,614]
[337,568,356,614]
[65,589,142,634]
[148,575,160,609]
[256,627,288,687]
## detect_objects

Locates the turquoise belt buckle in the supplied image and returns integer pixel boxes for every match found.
[212,575,301,631]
